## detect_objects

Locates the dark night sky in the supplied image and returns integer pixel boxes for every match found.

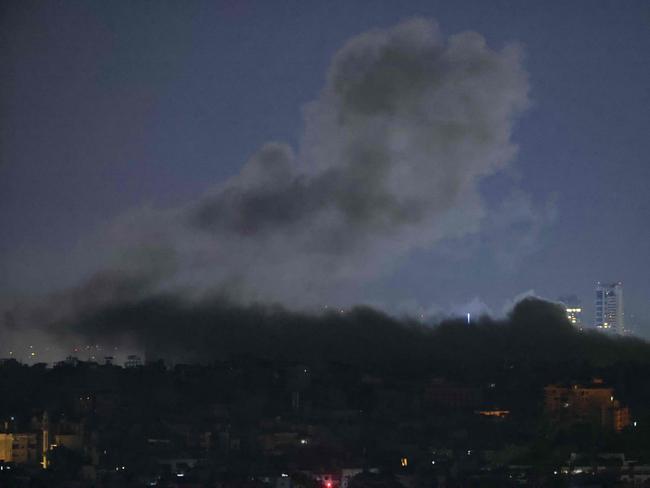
[1,1,649,335]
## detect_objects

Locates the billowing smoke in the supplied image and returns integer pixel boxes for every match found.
[46,295,650,373]
[2,19,540,357]
[93,18,529,305]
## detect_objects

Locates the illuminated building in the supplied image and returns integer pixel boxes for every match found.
[41,412,49,469]
[0,433,40,464]
[0,413,85,468]
[544,379,630,431]
[558,295,583,327]
[477,409,510,418]
[594,282,624,334]
[566,307,582,326]
[0,434,11,462]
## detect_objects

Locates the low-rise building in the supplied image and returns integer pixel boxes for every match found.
[0,433,40,465]
[544,379,630,431]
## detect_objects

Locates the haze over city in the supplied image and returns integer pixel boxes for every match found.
[1,1,649,346]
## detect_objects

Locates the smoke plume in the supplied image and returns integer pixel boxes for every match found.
[48,295,650,374]
[91,18,530,305]
[1,19,543,357]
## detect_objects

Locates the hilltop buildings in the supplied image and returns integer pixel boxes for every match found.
[559,282,628,335]
[558,295,583,328]
[595,282,624,334]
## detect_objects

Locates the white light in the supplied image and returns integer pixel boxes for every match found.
[281,473,289,477]
[634,421,637,427]
[467,313,471,324]
[431,460,436,465]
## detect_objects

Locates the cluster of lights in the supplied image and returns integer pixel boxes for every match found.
[565,307,582,324]
[5,344,53,360]
[477,409,510,417]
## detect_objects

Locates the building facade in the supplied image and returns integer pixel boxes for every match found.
[544,379,630,432]
[0,433,40,465]
[594,282,624,334]
[558,295,583,328]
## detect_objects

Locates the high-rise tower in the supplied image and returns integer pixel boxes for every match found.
[594,282,624,334]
